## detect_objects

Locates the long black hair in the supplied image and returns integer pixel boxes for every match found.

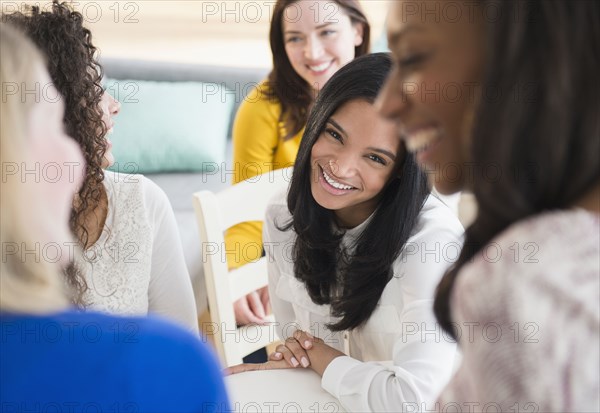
[434,0,600,339]
[284,53,430,331]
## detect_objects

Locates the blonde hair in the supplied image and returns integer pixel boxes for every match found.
[0,24,69,313]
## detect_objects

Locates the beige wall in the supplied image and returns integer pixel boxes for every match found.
[6,0,391,67]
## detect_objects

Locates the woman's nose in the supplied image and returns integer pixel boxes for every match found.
[110,94,121,115]
[304,36,324,60]
[329,154,356,178]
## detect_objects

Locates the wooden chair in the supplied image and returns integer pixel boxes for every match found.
[193,167,291,367]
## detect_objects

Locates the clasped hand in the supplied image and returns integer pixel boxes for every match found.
[225,330,344,376]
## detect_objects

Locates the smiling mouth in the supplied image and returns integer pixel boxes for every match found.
[404,127,441,154]
[320,166,356,191]
[307,60,333,74]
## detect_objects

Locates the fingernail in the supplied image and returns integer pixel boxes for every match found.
[301,357,310,368]
[304,340,312,349]
[291,357,299,367]
[273,352,282,359]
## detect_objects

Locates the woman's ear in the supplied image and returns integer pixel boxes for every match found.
[353,23,364,47]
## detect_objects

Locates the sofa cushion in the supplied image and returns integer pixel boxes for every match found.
[104,78,233,173]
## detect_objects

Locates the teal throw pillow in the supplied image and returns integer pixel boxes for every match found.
[104,78,233,174]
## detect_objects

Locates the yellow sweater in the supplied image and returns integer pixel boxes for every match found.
[225,81,304,270]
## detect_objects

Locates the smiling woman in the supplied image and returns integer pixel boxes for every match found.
[281,0,364,92]
[227,53,465,413]
[377,1,600,411]
[310,100,401,228]
[376,1,485,195]
[225,0,371,331]
[65,0,388,67]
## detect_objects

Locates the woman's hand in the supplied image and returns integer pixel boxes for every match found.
[268,330,345,376]
[233,286,270,325]
[269,329,317,369]
[224,358,290,375]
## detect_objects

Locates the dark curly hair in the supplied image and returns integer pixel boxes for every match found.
[2,1,108,306]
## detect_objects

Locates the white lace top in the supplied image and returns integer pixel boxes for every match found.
[75,171,198,333]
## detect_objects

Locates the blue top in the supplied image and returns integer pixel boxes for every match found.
[0,310,230,412]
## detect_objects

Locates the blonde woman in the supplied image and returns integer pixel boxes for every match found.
[2,1,198,332]
[0,24,229,410]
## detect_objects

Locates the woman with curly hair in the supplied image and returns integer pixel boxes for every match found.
[2,1,198,332]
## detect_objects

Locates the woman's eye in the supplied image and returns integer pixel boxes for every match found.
[398,53,427,68]
[326,128,343,142]
[321,29,336,37]
[367,154,386,165]
[285,36,302,44]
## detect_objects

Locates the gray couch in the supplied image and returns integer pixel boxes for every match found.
[102,57,269,314]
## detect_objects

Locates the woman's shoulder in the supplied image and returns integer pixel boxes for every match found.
[456,209,600,322]
[450,210,599,411]
[389,195,464,299]
[103,170,145,197]
[265,187,291,221]
[264,188,294,237]
[60,311,218,363]
[104,170,170,214]
[238,80,281,112]
[410,194,465,242]
[1,310,228,408]
[2,309,207,359]
[463,208,599,278]
[501,208,599,245]
[234,80,285,132]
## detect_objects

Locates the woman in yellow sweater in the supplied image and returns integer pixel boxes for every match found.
[226,0,371,326]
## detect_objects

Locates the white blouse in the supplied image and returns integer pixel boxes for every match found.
[75,170,198,333]
[264,192,464,412]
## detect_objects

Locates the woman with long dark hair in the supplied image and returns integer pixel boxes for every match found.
[226,0,370,326]
[228,53,464,412]
[2,1,198,332]
[377,1,599,411]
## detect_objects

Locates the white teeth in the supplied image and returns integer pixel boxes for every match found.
[405,128,440,153]
[322,169,354,190]
[309,62,331,72]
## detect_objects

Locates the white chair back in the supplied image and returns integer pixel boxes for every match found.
[193,167,292,366]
